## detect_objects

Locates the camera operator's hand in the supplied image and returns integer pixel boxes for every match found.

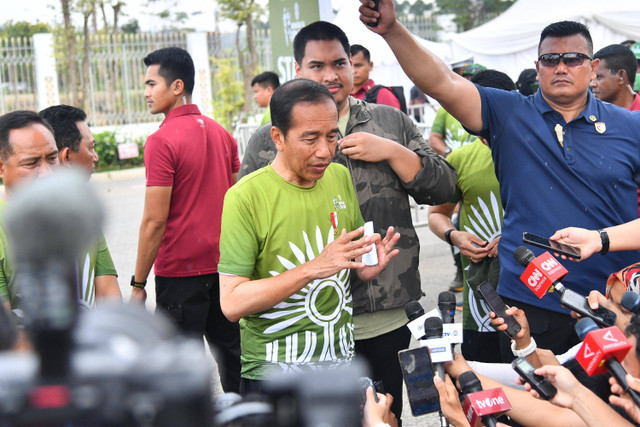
[362,387,397,427]
[130,287,147,304]
[609,374,640,424]
[434,373,471,427]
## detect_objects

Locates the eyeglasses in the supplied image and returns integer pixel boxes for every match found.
[537,52,592,67]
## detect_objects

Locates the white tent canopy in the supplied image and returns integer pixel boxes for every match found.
[447,0,640,80]
[333,0,451,98]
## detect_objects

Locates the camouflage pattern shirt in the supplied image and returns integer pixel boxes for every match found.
[239,97,457,314]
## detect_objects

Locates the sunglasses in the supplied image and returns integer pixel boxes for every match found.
[537,52,592,67]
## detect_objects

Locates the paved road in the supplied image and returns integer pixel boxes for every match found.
[92,169,460,426]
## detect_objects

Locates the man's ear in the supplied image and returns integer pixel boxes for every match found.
[172,79,185,96]
[590,58,600,81]
[58,147,72,166]
[0,158,6,180]
[270,126,285,152]
[294,62,302,78]
[618,70,629,86]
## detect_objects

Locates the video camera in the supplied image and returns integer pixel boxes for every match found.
[0,172,213,426]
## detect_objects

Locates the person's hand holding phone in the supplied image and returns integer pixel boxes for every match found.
[549,227,601,261]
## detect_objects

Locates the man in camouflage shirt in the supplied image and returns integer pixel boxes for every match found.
[239,21,456,421]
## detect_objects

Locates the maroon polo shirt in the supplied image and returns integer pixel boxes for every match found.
[144,104,240,277]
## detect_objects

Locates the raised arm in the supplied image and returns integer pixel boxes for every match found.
[358,0,483,133]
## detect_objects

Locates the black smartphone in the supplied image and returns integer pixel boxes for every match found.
[522,232,581,259]
[560,288,617,328]
[398,347,440,416]
[511,357,557,400]
[476,281,522,339]
[366,0,380,27]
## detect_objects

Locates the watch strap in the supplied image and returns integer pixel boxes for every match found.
[597,229,610,255]
[444,228,456,246]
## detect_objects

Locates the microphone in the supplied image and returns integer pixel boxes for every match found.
[438,291,457,324]
[621,291,640,314]
[423,317,452,427]
[459,371,511,427]
[514,246,616,327]
[514,246,567,297]
[4,170,104,379]
[404,300,440,340]
[574,318,640,407]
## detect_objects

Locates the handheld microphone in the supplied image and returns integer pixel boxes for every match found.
[405,300,440,340]
[422,317,452,427]
[514,246,616,328]
[437,291,463,346]
[438,291,456,324]
[574,318,640,407]
[621,291,640,314]
[459,371,510,427]
[4,171,104,379]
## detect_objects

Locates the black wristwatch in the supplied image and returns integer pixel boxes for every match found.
[597,229,610,255]
[130,275,147,289]
[444,228,456,246]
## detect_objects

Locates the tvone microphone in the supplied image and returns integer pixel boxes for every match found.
[4,170,104,379]
[438,291,457,324]
[459,371,510,427]
[621,291,640,314]
[575,318,640,407]
[514,246,616,328]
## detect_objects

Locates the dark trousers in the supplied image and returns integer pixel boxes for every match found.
[355,325,411,424]
[155,273,241,393]
[498,297,579,363]
[461,330,502,363]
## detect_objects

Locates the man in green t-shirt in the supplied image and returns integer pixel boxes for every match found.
[251,71,280,126]
[219,79,400,392]
[0,111,60,313]
[428,70,514,362]
[40,105,121,309]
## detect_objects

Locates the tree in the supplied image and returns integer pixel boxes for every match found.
[218,0,261,114]
[0,21,51,39]
[436,0,514,32]
[409,0,433,17]
[60,0,79,105]
[121,19,139,34]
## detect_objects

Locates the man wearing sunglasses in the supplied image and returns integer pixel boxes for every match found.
[360,0,640,360]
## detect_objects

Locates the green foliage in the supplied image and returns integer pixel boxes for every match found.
[436,0,514,31]
[93,130,145,170]
[218,0,261,24]
[211,55,244,132]
[0,21,51,39]
[121,19,140,34]
[410,0,433,16]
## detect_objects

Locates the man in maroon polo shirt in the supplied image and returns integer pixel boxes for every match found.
[349,44,401,109]
[130,47,241,392]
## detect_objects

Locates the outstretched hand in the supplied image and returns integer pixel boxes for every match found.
[357,226,401,282]
[549,227,600,261]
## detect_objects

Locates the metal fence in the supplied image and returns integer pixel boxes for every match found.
[398,15,441,41]
[0,29,273,127]
[57,32,188,126]
[0,37,38,113]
